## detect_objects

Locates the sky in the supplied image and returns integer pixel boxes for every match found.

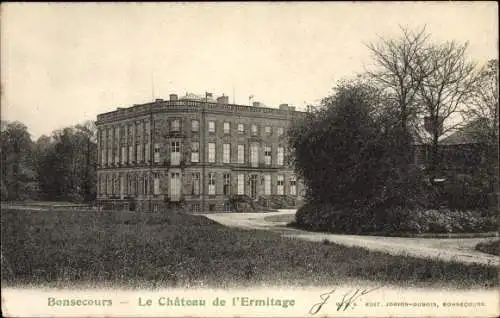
[1,2,498,139]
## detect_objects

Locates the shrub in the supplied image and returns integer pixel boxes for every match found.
[289,79,431,231]
[295,202,497,235]
[475,240,500,256]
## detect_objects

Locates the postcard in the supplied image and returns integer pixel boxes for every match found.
[1,2,498,317]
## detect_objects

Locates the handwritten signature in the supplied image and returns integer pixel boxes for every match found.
[309,287,380,315]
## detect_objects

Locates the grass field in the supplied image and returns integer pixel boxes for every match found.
[1,209,498,289]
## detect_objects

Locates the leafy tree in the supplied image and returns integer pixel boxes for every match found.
[289,78,423,210]
[1,119,97,203]
[34,135,58,200]
[34,121,97,202]
[0,121,36,201]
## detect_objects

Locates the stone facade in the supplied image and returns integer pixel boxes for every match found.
[96,94,306,213]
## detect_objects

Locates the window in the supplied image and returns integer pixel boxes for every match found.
[120,175,125,198]
[265,126,271,135]
[250,144,259,167]
[143,174,149,195]
[120,128,127,164]
[104,175,110,195]
[128,125,134,163]
[277,146,284,166]
[290,175,297,196]
[137,144,143,162]
[128,145,134,163]
[192,172,200,195]
[101,148,107,166]
[237,174,245,195]
[153,172,160,195]
[191,142,199,163]
[208,121,215,133]
[136,122,142,142]
[98,129,104,148]
[264,145,272,165]
[264,174,271,195]
[208,142,216,163]
[153,204,159,213]
[114,127,120,164]
[154,143,160,163]
[128,124,134,141]
[138,174,143,195]
[223,143,230,164]
[277,127,284,136]
[107,142,112,165]
[238,123,244,134]
[223,173,231,195]
[192,203,200,213]
[237,144,245,164]
[145,121,150,138]
[127,174,133,195]
[99,175,105,195]
[145,142,150,162]
[223,122,230,134]
[170,172,181,201]
[277,175,284,195]
[154,121,161,136]
[191,120,199,132]
[133,175,139,195]
[113,175,119,196]
[114,147,120,164]
[208,173,216,195]
[251,124,258,136]
[171,141,180,165]
[121,146,127,165]
[171,119,180,132]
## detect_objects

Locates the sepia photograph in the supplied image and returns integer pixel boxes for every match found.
[1,2,498,317]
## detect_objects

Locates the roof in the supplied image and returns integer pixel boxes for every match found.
[412,118,488,146]
[439,130,477,145]
[439,119,486,145]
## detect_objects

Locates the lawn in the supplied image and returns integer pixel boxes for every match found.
[1,209,498,289]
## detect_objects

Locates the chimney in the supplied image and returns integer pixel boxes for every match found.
[169,94,178,101]
[424,116,443,136]
[279,104,289,110]
[217,95,229,104]
[155,98,163,102]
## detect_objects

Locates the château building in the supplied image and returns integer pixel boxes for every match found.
[96,92,306,213]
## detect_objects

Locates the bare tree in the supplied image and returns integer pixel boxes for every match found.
[365,26,431,138]
[365,26,434,197]
[462,59,499,195]
[415,41,480,180]
[462,59,499,145]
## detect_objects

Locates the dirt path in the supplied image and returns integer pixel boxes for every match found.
[202,210,499,266]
